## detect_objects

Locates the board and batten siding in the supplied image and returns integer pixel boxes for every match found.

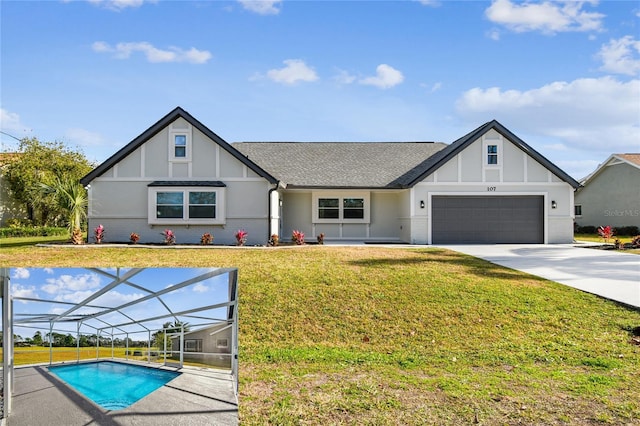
[86,117,272,245]
[409,129,575,244]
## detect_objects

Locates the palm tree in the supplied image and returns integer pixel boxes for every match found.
[40,177,88,244]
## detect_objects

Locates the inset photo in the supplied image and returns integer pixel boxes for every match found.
[0,267,238,425]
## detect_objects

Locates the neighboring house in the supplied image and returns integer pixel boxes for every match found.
[574,154,640,229]
[0,153,28,227]
[81,107,580,245]
[169,323,232,359]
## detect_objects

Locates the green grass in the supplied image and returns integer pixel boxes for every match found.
[1,245,639,425]
[574,234,635,244]
[0,234,73,248]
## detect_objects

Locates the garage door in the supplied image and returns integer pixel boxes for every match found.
[432,196,544,244]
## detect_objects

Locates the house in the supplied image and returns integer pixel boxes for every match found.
[574,154,640,229]
[81,107,580,245]
[0,153,28,227]
[169,323,233,367]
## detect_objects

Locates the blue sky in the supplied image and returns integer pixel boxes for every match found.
[6,267,234,340]
[1,0,639,180]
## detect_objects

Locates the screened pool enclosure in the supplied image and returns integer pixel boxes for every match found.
[1,267,238,419]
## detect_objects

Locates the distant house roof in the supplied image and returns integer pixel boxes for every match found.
[233,141,447,189]
[80,107,278,186]
[617,154,640,168]
[580,153,640,186]
[234,120,581,189]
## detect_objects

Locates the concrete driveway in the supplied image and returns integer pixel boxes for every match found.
[437,244,640,308]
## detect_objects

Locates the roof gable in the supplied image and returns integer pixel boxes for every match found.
[80,107,277,186]
[391,120,581,189]
[580,153,640,186]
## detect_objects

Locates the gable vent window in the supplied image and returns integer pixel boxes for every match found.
[174,134,187,158]
[487,144,498,165]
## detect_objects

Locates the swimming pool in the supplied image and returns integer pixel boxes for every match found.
[48,361,181,410]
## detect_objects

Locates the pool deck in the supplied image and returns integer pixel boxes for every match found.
[8,361,238,425]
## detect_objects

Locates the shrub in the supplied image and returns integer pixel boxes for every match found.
[130,232,140,244]
[200,232,214,245]
[614,226,640,236]
[0,226,68,238]
[162,229,175,245]
[631,235,640,248]
[575,225,597,234]
[597,226,614,243]
[94,224,105,244]
[235,229,248,246]
[317,233,325,245]
[269,234,279,246]
[292,230,305,245]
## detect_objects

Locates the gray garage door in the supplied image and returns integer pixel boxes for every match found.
[432,196,544,244]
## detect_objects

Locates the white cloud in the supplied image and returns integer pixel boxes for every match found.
[0,108,32,136]
[92,41,212,64]
[487,28,501,41]
[359,64,404,89]
[456,76,640,152]
[266,59,319,85]
[192,283,209,293]
[12,268,30,279]
[597,36,640,76]
[416,0,440,6]
[11,284,38,302]
[87,0,154,11]
[485,0,604,34]
[44,268,54,274]
[333,69,357,85]
[238,0,282,15]
[93,290,146,307]
[66,128,104,147]
[42,273,101,296]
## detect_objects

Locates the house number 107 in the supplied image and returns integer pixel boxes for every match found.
[487,186,496,191]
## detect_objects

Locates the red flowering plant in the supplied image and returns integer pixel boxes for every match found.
[201,232,214,245]
[597,225,614,243]
[94,224,105,244]
[130,232,140,244]
[162,229,176,245]
[292,229,305,245]
[235,229,248,246]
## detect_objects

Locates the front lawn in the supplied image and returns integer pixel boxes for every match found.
[0,246,638,425]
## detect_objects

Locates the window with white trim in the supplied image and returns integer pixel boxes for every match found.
[313,192,370,223]
[148,186,225,225]
[184,339,203,352]
[216,338,229,349]
[483,136,502,167]
[169,126,192,162]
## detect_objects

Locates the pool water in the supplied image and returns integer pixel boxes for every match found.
[48,361,180,410]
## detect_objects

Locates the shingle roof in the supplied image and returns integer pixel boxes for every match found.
[618,154,640,167]
[233,141,448,188]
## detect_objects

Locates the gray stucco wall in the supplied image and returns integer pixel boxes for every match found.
[575,162,640,229]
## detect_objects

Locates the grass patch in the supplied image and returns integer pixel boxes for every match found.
[0,234,73,248]
[1,245,639,425]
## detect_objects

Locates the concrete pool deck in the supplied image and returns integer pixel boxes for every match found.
[8,361,238,425]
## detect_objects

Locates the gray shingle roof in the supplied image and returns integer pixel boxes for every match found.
[233,142,448,188]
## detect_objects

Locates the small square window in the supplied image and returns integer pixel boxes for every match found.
[216,338,228,348]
